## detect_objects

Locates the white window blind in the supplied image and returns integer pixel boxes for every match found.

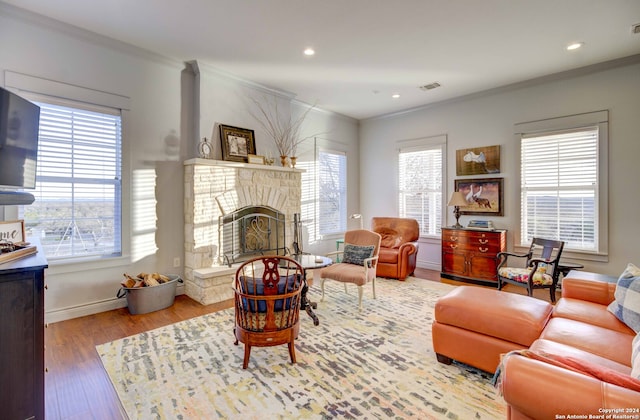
[318,150,346,235]
[398,144,443,236]
[520,127,598,251]
[23,101,122,259]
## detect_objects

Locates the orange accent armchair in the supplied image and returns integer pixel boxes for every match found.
[371,217,419,280]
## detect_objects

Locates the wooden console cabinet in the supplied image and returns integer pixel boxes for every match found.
[0,248,48,419]
[441,227,506,286]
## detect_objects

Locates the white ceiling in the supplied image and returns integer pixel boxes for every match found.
[3,0,640,120]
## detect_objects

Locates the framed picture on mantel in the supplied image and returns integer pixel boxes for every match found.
[219,124,256,163]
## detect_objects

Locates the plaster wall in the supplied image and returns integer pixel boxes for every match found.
[360,60,640,275]
[0,5,358,322]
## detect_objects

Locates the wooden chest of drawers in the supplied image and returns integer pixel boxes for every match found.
[441,227,506,286]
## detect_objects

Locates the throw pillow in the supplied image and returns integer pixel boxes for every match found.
[342,243,375,266]
[607,263,640,333]
[632,333,640,380]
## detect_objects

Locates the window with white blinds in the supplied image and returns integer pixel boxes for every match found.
[520,127,598,251]
[318,150,346,236]
[22,101,122,259]
[398,144,443,236]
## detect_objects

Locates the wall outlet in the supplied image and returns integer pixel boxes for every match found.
[173,257,181,268]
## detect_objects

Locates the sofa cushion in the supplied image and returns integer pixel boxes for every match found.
[553,298,635,335]
[540,317,633,367]
[632,333,640,380]
[500,348,640,393]
[342,243,375,266]
[607,263,640,333]
[376,227,403,249]
[530,339,632,375]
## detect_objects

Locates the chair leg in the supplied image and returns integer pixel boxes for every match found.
[549,285,557,303]
[288,340,297,364]
[320,278,326,302]
[344,283,348,294]
[357,286,363,312]
[242,344,252,369]
[372,277,376,299]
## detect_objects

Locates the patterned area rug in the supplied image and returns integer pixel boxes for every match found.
[97,277,505,419]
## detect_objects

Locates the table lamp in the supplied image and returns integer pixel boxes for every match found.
[447,191,468,228]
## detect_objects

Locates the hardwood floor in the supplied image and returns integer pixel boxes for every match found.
[45,296,233,419]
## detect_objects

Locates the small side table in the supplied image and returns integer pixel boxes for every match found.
[557,261,584,278]
[335,239,344,262]
[556,261,585,293]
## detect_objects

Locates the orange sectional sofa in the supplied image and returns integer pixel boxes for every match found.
[432,270,640,418]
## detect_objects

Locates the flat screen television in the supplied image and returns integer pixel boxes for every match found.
[0,86,40,190]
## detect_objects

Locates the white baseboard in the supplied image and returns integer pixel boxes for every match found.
[417,260,441,272]
[45,285,186,324]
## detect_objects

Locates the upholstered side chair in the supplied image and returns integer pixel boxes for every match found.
[233,256,305,369]
[497,237,565,302]
[319,229,382,312]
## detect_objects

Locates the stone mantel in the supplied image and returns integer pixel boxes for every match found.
[183,158,303,304]
[184,158,305,173]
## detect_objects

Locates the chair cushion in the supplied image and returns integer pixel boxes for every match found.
[319,262,372,286]
[498,264,553,285]
[342,243,375,265]
[607,263,640,333]
[376,227,403,249]
[238,274,299,312]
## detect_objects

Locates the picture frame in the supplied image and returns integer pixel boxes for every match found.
[454,177,504,216]
[219,124,256,163]
[0,219,26,243]
[456,145,501,176]
[247,154,265,165]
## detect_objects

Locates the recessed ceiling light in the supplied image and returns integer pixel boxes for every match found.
[303,47,315,56]
[392,94,400,99]
[566,42,584,51]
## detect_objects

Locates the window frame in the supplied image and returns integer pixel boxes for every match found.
[397,135,447,238]
[5,71,131,269]
[27,100,123,261]
[317,148,347,237]
[515,110,609,261]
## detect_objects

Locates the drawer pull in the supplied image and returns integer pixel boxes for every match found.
[449,244,458,249]
[449,236,458,241]
[479,239,488,244]
[479,247,488,253]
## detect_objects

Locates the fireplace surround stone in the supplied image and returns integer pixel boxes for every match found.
[183,158,303,304]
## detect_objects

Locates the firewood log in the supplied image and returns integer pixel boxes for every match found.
[144,274,160,287]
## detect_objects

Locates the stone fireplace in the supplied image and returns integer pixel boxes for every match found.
[183,158,302,304]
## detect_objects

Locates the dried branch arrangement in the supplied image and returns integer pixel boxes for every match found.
[248,95,316,158]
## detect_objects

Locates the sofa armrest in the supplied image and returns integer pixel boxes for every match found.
[562,275,616,305]
[501,355,640,418]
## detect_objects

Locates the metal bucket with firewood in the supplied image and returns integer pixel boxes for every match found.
[116,273,182,315]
